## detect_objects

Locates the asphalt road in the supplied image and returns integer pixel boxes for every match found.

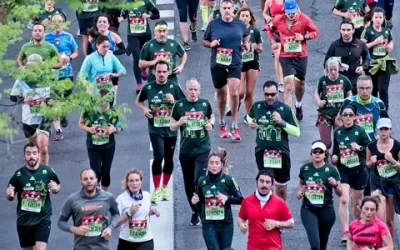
[0,0,399,249]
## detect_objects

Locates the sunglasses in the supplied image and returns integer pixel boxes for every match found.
[264,92,277,97]
[312,149,324,155]
[379,127,390,131]
[342,113,355,117]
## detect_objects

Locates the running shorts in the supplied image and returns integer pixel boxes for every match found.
[17,220,51,248]
[337,164,368,190]
[210,67,241,89]
[255,149,291,184]
[280,57,308,81]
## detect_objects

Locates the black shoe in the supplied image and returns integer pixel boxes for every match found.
[183,42,191,51]
[61,118,68,128]
[189,25,197,42]
[125,46,131,56]
[295,106,303,121]
[190,212,200,226]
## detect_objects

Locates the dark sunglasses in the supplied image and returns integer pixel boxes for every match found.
[264,92,277,97]
[342,113,355,117]
[379,127,390,131]
[312,149,324,155]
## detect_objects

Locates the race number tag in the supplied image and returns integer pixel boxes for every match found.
[91,124,109,145]
[129,219,148,239]
[377,159,398,178]
[355,113,374,135]
[351,12,363,29]
[263,149,282,169]
[21,190,42,213]
[373,45,386,56]
[340,148,360,168]
[83,0,99,12]
[283,37,301,53]
[305,182,325,205]
[154,109,171,127]
[29,97,46,116]
[205,198,225,220]
[129,14,147,34]
[185,111,205,131]
[216,48,233,66]
[326,84,344,104]
[242,46,254,63]
[95,75,113,92]
[83,215,103,236]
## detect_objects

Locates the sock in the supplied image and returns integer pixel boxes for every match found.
[200,5,208,25]
[295,101,302,108]
[152,174,161,189]
[232,122,238,128]
[219,120,226,126]
[162,173,172,186]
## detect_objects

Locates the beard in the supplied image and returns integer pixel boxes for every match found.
[26,158,38,168]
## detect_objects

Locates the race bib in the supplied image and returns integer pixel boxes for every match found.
[95,75,113,92]
[154,108,171,127]
[154,51,173,74]
[129,14,147,34]
[351,12,363,29]
[305,182,325,205]
[82,0,99,12]
[82,214,103,236]
[21,190,42,213]
[205,198,225,220]
[373,45,386,56]
[216,48,233,66]
[355,113,374,135]
[91,124,109,145]
[263,149,282,169]
[283,37,301,53]
[340,148,360,168]
[129,219,148,239]
[377,159,398,178]
[326,84,344,104]
[29,97,46,116]
[185,111,205,131]
[242,46,254,63]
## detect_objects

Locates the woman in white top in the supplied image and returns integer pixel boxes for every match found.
[116,169,160,250]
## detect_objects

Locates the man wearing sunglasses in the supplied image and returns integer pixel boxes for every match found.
[247,81,300,202]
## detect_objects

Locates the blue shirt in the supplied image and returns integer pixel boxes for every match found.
[91,31,116,52]
[45,31,78,78]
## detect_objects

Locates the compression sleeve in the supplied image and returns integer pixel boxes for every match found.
[113,42,126,56]
[283,122,300,137]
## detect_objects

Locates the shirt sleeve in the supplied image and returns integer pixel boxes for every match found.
[10,80,23,97]
[280,201,293,221]
[8,172,18,191]
[238,199,248,220]
[18,45,27,59]
[242,22,250,37]
[343,76,353,93]
[70,35,79,52]
[112,55,127,75]
[49,167,61,184]
[136,84,148,102]
[304,15,319,39]
[49,44,60,60]
[203,21,212,41]
[171,101,181,121]
[79,56,91,81]
[333,0,345,10]
[361,28,370,42]
[361,127,372,146]
[139,42,151,60]
[206,101,213,119]
[378,219,390,236]
[109,196,120,216]
[176,41,186,57]
[254,28,263,44]
[388,29,393,43]
[331,165,341,181]
[298,166,305,180]
[175,84,186,100]
[60,196,73,219]
[333,129,340,156]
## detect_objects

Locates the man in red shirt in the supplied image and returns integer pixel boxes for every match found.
[267,0,319,121]
[238,170,294,250]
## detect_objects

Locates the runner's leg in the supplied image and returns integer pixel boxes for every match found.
[100,145,115,190]
[179,154,197,212]
[377,64,391,110]
[317,206,336,249]
[87,148,103,184]
[36,131,50,165]
[161,136,177,187]
[228,77,240,123]
[317,114,333,149]
[301,205,321,250]
[149,134,164,190]
[386,195,396,242]
[188,0,199,41]
[202,223,220,250]
[239,72,246,105]
[128,35,144,87]
[351,189,363,219]
[176,0,189,43]
[339,183,350,232]
[244,69,258,114]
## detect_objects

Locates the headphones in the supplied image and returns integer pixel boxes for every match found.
[128,190,143,201]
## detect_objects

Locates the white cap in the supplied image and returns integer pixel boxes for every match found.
[26,54,43,65]
[311,141,327,151]
[376,118,392,130]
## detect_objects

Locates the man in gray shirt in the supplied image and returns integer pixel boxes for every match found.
[58,168,119,250]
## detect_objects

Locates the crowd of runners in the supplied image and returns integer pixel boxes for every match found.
[2,0,400,249]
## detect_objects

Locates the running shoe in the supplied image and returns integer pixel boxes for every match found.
[295,105,303,121]
[161,186,170,201]
[219,124,229,138]
[201,23,207,32]
[183,41,191,51]
[141,68,148,81]
[261,23,268,31]
[225,104,232,116]
[151,189,161,204]
[244,114,249,125]
[61,118,68,128]
[190,212,201,226]
[230,127,241,141]
[54,129,64,141]
[189,25,197,42]
[136,83,143,94]
[278,82,284,93]
[340,231,349,244]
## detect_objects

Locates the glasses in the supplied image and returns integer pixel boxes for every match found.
[342,113,355,117]
[379,127,390,131]
[312,149,324,155]
[264,92,277,97]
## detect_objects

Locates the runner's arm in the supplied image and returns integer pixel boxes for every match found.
[304,17,319,40]
[226,177,243,205]
[178,51,188,68]
[112,55,127,76]
[78,116,91,133]
[138,43,158,69]
[332,131,340,158]
[58,197,74,233]
[149,6,160,20]
[113,41,126,56]
[346,234,354,250]
[202,23,213,48]
[108,196,120,229]
[360,43,370,71]
[324,43,336,67]
[380,233,394,250]
[267,18,277,42]
[170,117,181,131]
[281,109,300,137]
[262,0,272,23]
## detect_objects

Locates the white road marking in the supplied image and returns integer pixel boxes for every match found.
[156,0,175,5]
[159,10,175,19]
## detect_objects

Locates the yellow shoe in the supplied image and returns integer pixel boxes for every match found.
[161,186,170,201]
[151,189,161,204]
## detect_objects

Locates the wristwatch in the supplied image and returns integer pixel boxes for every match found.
[126,211,132,217]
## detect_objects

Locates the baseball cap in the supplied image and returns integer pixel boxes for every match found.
[284,0,298,14]
[26,54,43,65]
[311,141,327,151]
[376,118,392,130]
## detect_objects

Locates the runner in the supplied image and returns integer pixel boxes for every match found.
[10,54,53,166]
[118,0,159,94]
[175,0,199,50]
[115,169,160,250]
[170,78,215,226]
[203,0,250,140]
[139,20,187,84]
[267,0,319,121]
[347,196,394,250]
[324,19,370,94]
[77,0,102,56]
[191,148,243,249]
[6,141,60,250]
[200,0,216,31]
[376,0,395,29]
[136,61,185,204]
[315,57,352,151]
[57,168,119,250]
[247,81,300,201]
[45,13,79,141]
[361,7,397,111]
[238,170,294,250]
[262,0,284,91]
[37,0,67,25]
[237,7,263,124]
[367,118,400,243]
[333,0,370,39]
[78,89,123,191]
[331,105,371,244]
[297,141,342,250]
[208,0,246,22]
[79,35,127,107]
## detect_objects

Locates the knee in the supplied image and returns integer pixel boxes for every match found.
[217,92,227,102]
[229,88,240,99]
[284,82,294,93]
[387,218,395,228]
[40,145,49,156]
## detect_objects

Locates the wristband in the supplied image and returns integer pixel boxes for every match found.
[277,221,280,228]
[126,211,132,217]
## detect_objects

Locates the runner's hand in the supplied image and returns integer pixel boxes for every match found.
[150,207,160,217]
[165,93,175,104]
[343,11,352,19]
[88,127,96,135]
[355,66,364,74]
[243,42,251,51]
[142,13,151,19]
[216,192,228,205]
[178,116,188,126]
[173,65,184,74]
[238,221,248,234]
[374,35,384,45]
[210,39,220,48]
[370,155,377,164]
[48,180,59,193]
[129,204,141,215]
[249,119,259,129]
[191,193,200,205]
[204,122,213,131]
[295,33,304,41]
[101,227,112,240]
[7,184,15,198]
[74,225,89,236]
[386,42,393,52]
[331,155,338,164]
[106,124,116,134]
[264,219,277,231]
[384,151,395,164]
[328,177,338,187]
[271,43,279,50]
[350,142,362,151]
[24,96,33,103]
[143,108,153,119]
[296,191,304,200]
[272,111,282,124]
[318,100,326,108]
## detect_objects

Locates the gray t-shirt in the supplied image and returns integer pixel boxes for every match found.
[59,190,119,250]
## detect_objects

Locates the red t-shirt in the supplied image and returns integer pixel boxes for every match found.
[238,193,293,250]
[349,217,389,250]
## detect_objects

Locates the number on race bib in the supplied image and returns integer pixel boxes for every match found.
[205,198,225,220]
[82,214,103,237]
[305,182,325,205]
[216,48,233,66]
[21,190,43,213]
[129,219,148,239]
[340,148,360,168]
[377,159,398,178]
[263,149,282,169]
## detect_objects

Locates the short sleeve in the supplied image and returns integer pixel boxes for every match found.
[49,167,61,184]
[176,41,185,57]
[18,45,27,59]
[206,101,213,119]
[10,80,23,96]
[171,101,181,121]
[203,21,212,41]
[254,28,263,43]
[242,22,250,37]
[343,76,353,93]
[136,84,148,102]
[279,201,293,221]
[285,106,298,127]
[109,195,120,216]
[298,166,305,180]
[70,35,79,51]
[146,0,156,9]
[331,165,341,181]
[8,171,18,189]
[334,0,345,10]
[228,176,241,195]
[174,84,185,100]
[378,219,390,236]
[60,195,73,218]
[317,77,323,95]
[361,28,371,42]
[139,42,151,60]
[50,44,60,59]
[238,199,248,220]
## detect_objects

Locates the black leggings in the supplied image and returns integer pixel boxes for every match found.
[149,134,177,176]
[176,0,199,23]
[369,63,391,110]
[301,204,336,250]
[117,238,154,250]
[179,151,209,212]
[128,34,152,85]
[87,146,116,187]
